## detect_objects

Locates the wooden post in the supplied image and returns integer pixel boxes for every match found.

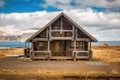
[89,41,92,60]
[30,42,34,59]
[90,41,91,51]
[49,25,52,40]
[48,26,51,61]
[74,41,76,61]
[60,17,63,34]
[73,27,77,61]
[48,40,51,61]
[72,25,74,40]
[46,28,48,38]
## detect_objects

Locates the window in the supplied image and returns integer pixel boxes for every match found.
[70,41,74,49]
[38,42,43,47]
[76,41,88,50]
[34,41,48,51]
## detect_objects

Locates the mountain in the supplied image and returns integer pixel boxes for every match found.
[0,35,21,42]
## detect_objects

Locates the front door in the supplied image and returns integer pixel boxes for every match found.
[51,41,66,56]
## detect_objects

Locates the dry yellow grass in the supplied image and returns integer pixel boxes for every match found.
[0,69,120,80]
[0,46,120,64]
[92,46,120,64]
[0,46,120,79]
[0,48,23,58]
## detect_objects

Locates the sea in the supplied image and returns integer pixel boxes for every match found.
[0,41,120,49]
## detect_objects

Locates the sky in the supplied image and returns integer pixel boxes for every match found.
[0,0,120,41]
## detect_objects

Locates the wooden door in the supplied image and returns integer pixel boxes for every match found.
[51,41,66,56]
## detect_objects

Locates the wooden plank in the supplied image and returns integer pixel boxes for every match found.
[51,56,73,59]
[49,25,52,41]
[51,37,72,40]
[30,42,34,59]
[90,41,91,50]
[72,25,74,39]
[51,30,72,32]
[73,50,90,52]
[33,38,48,41]
[76,56,89,59]
[76,38,90,42]
[34,51,51,53]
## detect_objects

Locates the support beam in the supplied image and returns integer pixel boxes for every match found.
[30,42,34,59]
[47,41,51,61]
[72,25,74,40]
[48,27,51,60]
[88,41,92,61]
[90,41,91,50]
[60,17,63,34]
[49,25,52,41]
[73,41,76,61]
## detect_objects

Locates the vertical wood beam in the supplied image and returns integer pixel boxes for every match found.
[48,40,50,51]
[46,28,48,38]
[72,25,74,40]
[76,28,77,40]
[49,25,52,40]
[60,17,63,34]
[74,41,76,61]
[90,41,91,50]
[48,26,51,60]
[73,27,77,61]
[30,42,34,59]
[89,41,92,60]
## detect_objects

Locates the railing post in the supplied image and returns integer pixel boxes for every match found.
[74,52,76,61]
[48,51,51,61]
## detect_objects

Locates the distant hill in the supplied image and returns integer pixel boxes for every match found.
[0,35,21,42]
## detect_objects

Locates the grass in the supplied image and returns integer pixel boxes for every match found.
[0,48,23,58]
[0,69,120,80]
[92,46,120,64]
[0,46,120,79]
[0,46,120,64]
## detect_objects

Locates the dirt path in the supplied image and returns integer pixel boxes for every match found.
[0,57,119,72]
[0,57,120,80]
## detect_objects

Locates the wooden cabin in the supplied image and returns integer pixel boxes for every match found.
[26,12,97,60]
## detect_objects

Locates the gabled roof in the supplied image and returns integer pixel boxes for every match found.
[26,12,98,42]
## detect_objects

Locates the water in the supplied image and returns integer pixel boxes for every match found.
[0,41,120,49]
[92,41,120,46]
[0,42,31,49]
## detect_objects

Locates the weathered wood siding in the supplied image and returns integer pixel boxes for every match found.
[30,15,92,60]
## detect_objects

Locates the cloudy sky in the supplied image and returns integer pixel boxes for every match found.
[0,0,120,41]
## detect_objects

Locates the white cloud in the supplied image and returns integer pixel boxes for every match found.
[41,0,120,12]
[74,0,120,8]
[40,0,72,10]
[0,10,120,41]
